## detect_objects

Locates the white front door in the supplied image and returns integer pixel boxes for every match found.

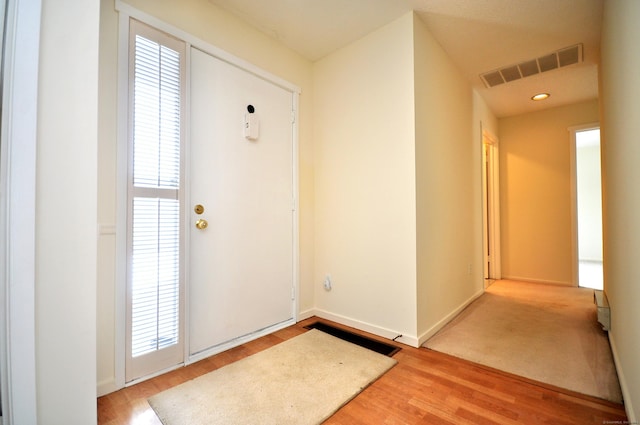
[188,48,296,358]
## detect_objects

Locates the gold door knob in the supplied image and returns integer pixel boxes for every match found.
[195,219,208,230]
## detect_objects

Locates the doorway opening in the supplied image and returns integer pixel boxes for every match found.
[572,126,603,290]
[482,129,501,286]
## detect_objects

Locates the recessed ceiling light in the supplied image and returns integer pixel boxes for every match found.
[531,93,550,101]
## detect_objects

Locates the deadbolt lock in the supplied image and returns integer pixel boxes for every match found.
[194,204,205,214]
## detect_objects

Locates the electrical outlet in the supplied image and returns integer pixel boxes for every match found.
[323,275,332,291]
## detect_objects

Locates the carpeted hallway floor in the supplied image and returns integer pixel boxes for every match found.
[424,279,622,403]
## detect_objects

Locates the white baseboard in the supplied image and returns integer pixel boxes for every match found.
[301,289,485,349]
[97,378,120,397]
[579,258,602,264]
[417,288,484,346]
[305,309,419,347]
[501,275,573,287]
[297,308,316,321]
[608,332,637,423]
[484,279,496,289]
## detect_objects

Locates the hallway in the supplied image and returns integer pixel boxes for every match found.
[425,280,621,403]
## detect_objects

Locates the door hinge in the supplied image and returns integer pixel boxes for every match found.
[291,111,296,124]
[292,197,296,211]
[291,286,295,300]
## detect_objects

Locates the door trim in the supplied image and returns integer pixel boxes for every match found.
[481,128,501,282]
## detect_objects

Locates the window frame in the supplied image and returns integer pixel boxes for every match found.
[124,18,187,384]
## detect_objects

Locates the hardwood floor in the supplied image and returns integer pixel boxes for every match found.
[98,318,627,424]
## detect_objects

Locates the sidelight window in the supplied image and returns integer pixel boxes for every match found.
[127,21,185,362]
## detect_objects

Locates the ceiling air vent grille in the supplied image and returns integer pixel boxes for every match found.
[480,43,583,88]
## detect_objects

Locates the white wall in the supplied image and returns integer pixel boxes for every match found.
[313,12,485,345]
[600,0,640,421]
[313,12,418,342]
[414,14,483,341]
[97,0,314,393]
[37,0,100,423]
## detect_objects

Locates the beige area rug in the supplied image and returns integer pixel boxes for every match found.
[149,329,397,424]
[424,280,623,403]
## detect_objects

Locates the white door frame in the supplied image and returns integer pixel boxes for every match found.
[568,122,601,287]
[0,0,41,422]
[481,128,501,282]
[114,1,300,389]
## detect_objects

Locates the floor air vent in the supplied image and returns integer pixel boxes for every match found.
[304,321,401,356]
[480,44,583,88]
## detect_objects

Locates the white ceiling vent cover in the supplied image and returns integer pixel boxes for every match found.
[480,44,583,88]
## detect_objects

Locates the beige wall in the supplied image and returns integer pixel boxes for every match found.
[38,0,100,422]
[498,100,599,285]
[414,14,484,340]
[312,12,418,341]
[601,0,640,421]
[97,0,314,393]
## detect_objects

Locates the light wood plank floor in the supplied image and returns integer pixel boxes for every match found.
[98,317,627,424]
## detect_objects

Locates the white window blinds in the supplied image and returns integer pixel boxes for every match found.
[133,35,181,189]
[129,28,183,358]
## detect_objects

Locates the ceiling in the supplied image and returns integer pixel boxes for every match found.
[208,0,603,118]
